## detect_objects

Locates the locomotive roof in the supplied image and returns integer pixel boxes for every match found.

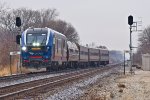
[26,28,48,34]
[26,27,66,38]
[50,29,66,38]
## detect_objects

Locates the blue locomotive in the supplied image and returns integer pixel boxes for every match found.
[19,27,109,71]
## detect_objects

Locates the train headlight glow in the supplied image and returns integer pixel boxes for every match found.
[33,43,36,46]
[36,43,40,46]
[32,43,40,46]
[22,46,27,51]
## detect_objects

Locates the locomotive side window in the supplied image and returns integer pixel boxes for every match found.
[61,39,64,55]
[65,41,67,51]
[53,36,55,58]
[55,38,58,53]
[63,39,65,48]
[58,39,61,51]
[53,37,55,44]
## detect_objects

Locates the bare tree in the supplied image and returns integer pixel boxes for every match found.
[138,26,150,53]
[0,28,15,66]
[0,7,59,32]
[0,2,80,68]
[0,3,79,42]
[48,20,79,43]
[133,26,150,65]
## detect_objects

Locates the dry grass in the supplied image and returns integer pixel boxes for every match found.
[0,65,17,76]
[0,62,29,77]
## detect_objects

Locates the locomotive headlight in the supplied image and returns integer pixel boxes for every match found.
[36,43,40,46]
[32,43,40,46]
[33,43,36,46]
[22,46,27,51]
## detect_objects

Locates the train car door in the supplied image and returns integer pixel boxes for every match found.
[62,39,67,61]
[52,35,55,59]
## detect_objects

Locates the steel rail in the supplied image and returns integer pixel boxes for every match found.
[0,67,103,99]
[0,63,121,99]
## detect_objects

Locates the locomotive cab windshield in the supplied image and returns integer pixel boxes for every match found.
[26,33,47,46]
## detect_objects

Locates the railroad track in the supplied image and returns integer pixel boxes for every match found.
[0,64,121,99]
[0,68,84,84]
[0,63,121,83]
[0,72,50,83]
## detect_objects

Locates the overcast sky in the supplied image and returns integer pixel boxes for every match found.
[2,0,149,51]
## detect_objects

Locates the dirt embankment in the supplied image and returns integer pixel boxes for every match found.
[79,67,150,100]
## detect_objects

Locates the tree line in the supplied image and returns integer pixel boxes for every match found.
[0,2,79,67]
[133,26,150,65]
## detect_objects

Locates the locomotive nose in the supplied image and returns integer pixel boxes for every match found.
[22,46,51,67]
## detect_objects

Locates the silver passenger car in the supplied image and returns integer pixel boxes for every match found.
[89,48,100,62]
[79,45,89,62]
[100,48,109,65]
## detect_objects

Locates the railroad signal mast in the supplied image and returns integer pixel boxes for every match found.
[128,15,133,73]
[16,17,21,27]
[16,17,21,44]
[16,17,22,73]
[9,17,22,75]
[128,15,142,74]
[128,15,133,26]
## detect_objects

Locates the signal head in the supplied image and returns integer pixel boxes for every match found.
[128,15,133,25]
